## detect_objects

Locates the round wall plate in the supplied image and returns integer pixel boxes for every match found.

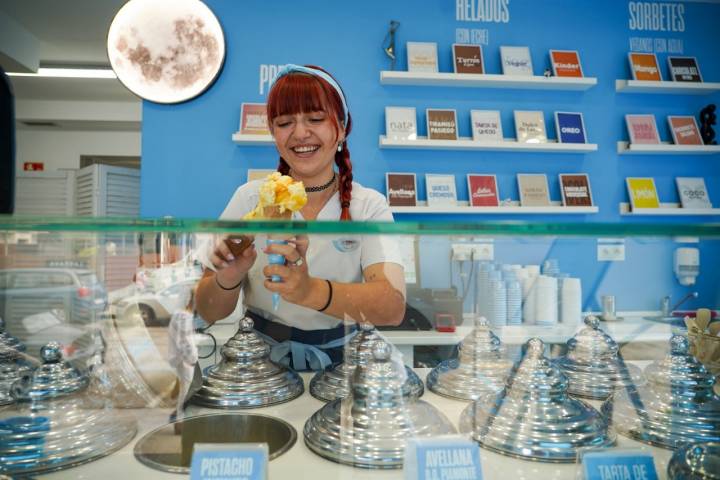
[107,0,226,104]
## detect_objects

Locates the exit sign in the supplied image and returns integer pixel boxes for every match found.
[23,162,44,171]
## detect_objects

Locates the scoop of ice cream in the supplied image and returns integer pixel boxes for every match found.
[243,172,307,219]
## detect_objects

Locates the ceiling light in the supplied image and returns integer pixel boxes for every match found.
[7,68,117,79]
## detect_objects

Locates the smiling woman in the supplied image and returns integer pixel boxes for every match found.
[195,65,407,371]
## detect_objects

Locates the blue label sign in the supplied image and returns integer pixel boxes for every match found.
[406,437,482,480]
[190,443,267,480]
[583,451,658,480]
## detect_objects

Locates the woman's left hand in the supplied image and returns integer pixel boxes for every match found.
[262,235,315,305]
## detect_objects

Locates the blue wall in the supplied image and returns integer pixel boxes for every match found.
[141,0,720,310]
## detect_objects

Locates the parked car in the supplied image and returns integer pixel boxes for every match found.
[0,268,107,325]
[0,268,108,363]
[111,278,199,327]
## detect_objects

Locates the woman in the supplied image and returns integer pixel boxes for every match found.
[195,64,406,370]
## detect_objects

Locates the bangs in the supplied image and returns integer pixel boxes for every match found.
[267,73,341,126]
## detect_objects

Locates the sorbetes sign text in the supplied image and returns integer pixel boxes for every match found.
[628,2,685,32]
[456,0,510,23]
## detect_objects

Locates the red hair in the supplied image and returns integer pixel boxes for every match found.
[267,65,354,220]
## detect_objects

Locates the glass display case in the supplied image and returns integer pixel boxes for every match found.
[1,216,719,479]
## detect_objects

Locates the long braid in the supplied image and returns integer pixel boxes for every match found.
[277,158,290,175]
[336,142,353,221]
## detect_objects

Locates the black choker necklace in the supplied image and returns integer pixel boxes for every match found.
[305,172,336,193]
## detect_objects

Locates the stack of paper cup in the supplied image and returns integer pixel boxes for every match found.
[542,258,560,277]
[534,275,559,326]
[560,277,582,325]
[488,271,507,327]
[476,262,495,319]
[522,265,540,325]
[506,280,522,325]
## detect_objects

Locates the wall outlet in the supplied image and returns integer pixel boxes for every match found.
[597,243,625,261]
[471,243,494,261]
[451,243,473,261]
[452,243,494,261]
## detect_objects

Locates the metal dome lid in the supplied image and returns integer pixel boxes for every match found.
[309,322,424,402]
[426,316,513,401]
[0,359,31,407]
[556,316,645,399]
[644,334,716,394]
[304,341,456,469]
[191,317,304,408]
[667,442,720,480]
[0,343,137,476]
[459,338,616,462]
[602,334,720,450]
[10,342,88,402]
[0,317,26,360]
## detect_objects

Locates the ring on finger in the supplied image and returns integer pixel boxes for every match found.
[289,257,304,267]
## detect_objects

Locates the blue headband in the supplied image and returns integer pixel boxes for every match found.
[271,64,349,127]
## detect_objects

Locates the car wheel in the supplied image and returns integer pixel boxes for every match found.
[138,304,158,327]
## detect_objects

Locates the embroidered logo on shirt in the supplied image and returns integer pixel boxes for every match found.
[332,238,359,252]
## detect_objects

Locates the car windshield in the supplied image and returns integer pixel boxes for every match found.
[77,273,99,287]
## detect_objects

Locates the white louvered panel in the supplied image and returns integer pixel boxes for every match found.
[105,168,140,217]
[75,165,140,217]
[14,171,76,216]
[74,167,97,216]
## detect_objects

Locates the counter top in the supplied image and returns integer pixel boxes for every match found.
[44,367,674,480]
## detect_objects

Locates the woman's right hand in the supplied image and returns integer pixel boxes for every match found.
[210,235,257,286]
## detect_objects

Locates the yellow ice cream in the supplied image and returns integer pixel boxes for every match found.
[243,172,307,220]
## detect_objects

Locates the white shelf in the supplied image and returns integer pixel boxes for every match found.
[380,135,597,153]
[231,132,274,145]
[620,202,720,216]
[391,200,598,215]
[380,71,597,90]
[616,79,720,94]
[617,141,720,155]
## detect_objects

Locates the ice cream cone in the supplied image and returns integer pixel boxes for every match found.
[242,173,307,311]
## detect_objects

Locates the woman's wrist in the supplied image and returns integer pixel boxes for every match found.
[215,269,245,291]
[303,277,332,311]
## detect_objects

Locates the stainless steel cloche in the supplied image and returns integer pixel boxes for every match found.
[667,442,720,480]
[459,338,616,462]
[190,317,304,408]
[602,334,720,449]
[426,316,513,401]
[0,318,29,406]
[304,340,456,469]
[0,342,137,476]
[556,315,644,399]
[309,322,424,402]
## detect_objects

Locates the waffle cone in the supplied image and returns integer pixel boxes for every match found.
[262,206,293,219]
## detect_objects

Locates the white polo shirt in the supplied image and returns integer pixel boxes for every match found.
[215,180,403,330]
